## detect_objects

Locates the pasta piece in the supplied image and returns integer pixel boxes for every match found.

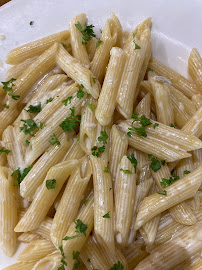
[14,160,79,232]
[116,28,151,118]
[0,152,7,166]
[62,195,94,270]
[176,156,194,179]
[185,258,202,270]
[182,107,202,137]
[32,251,61,270]
[56,44,100,99]
[2,261,36,270]
[95,47,126,126]
[171,93,190,128]
[80,96,97,155]
[20,133,72,199]
[6,30,69,64]
[135,222,202,270]
[90,156,115,254]
[135,93,151,118]
[193,149,202,170]
[86,37,97,61]
[69,13,90,68]
[18,232,41,243]
[63,138,85,160]
[51,157,92,247]
[34,217,52,241]
[109,125,128,183]
[148,57,199,98]
[134,165,202,230]
[150,78,174,125]
[91,13,121,83]
[6,56,38,80]
[17,239,56,262]
[120,31,129,48]
[0,106,18,137]
[188,48,202,92]
[0,167,18,257]
[115,156,137,246]
[192,94,202,110]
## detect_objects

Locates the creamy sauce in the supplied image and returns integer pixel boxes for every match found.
[154,76,172,85]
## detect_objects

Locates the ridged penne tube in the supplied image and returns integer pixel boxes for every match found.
[176,157,194,178]
[90,14,120,83]
[6,30,69,65]
[32,251,61,270]
[150,78,174,125]
[63,138,85,160]
[139,182,161,245]
[188,48,202,92]
[14,74,68,127]
[95,47,126,126]
[127,148,148,174]
[120,31,129,48]
[20,133,72,199]
[127,178,153,245]
[69,13,90,68]
[51,157,92,247]
[186,258,202,270]
[24,90,83,165]
[0,167,17,257]
[192,94,202,110]
[182,107,202,137]
[135,93,151,118]
[56,44,100,99]
[2,261,37,270]
[193,149,202,170]
[90,156,115,254]
[6,56,38,80]
[80,235,128,270]
[86,37,97,61]
[80,96,97,155]
[18,232,41,242]
[171,93,190,128]
[0,106,18,137]
[116,29,151,118]
[134,165,202,230]
[118,119,202,159]
[34,217,52,241]
[9,43,58,107]
[135,222,202,270]
[17,239,56,262]
[148,57,199,98]
[0,152,7,166]
[62,195,94,270]
[14,160,79,232]
[109,125,128,183]
[115,156,137,247]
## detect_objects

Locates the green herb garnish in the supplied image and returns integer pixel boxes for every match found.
[157,190,167,195]
[148,154,165,172]
[12,167,31,186]
[127,153,137,173]
[103,211,110,218]
[46,97,53,104]
[98,130,108,145]
[133,32,141,50]
[153,123,159,129]
[77,84,85,99]
[160,170,180,187]
[26,103,41,113]
[46,179,56,190]
[75,21,96,44]
[20,119,37,136]
[25,140,30,147]
[30,21,34,25]
[62,96,73,106]
[184,170,191,174]
[73,251,83,269]
[88,103,95,112]
[109,261,124,270]
[59,107,81,131]
[0,148,10,155]
[96,39,103,48]
[120,168,132,174]
[104,167,109,173]
[49,133,60,146]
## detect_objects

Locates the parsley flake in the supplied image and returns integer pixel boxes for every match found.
[160,170,180,187]
[0,148,11,155]
[127,153,137,173]
[40,122,45,129]
[96,39,103,48]
[91,145,105,157]
[148,67,153,72]
[87,258,91,262]
[103,211,110,218]
[75,219,88,236]
[46,97,53,104]
[25,140,30,147]
[98,130,108,145]
[109,261,124,270]
[153,123,159,129]
[62,96,73,106]
[75,21,96,44]
[58,245,67,269]
[73,251,83,269]
[170,123,175,128]
[127,132,132,137]
[59,107,81,131]
[77,84,85,99]
[104,167,109,173]
[133,32,141,50]
[148,154,165,172]
[30,21,34,25]
[4,104,9,109]
[20,119,37,136]
[184,170,191,174]
[12,167,31,186]
[92,77,97,83]
[83,198,89,206]
[46,179,56,190]
[88,103,95,112]
[129,114,152,137]
[26,103,41,113]
[2,78,20,100]
[157,189,167,196]
[49,133,61,146]
[120,168,132,174]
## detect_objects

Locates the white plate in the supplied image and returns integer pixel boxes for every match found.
[0,0,201,268]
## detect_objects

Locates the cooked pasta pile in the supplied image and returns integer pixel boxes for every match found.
[0,12,202,270]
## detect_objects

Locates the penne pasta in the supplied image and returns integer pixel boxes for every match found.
[18,232,41,242]
[33,217,52,241]
[182,107,202,137]
[32,251,61,270]
[188,48,202,92]
[0,106,18,137]
[86,37,97,61]
[2,261,37,270]
[192,94,202,110]
[135,93,151,118]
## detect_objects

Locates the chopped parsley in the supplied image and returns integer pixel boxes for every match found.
[4,104,9,109]
[59,107,81,131]
[58,245,67,269]
[62,42,67,48]
[2,78,20,100]
[109,187,112,191]
[98,130,108,145]
[49,133,61,146]
[83,198,89,206]
[104,167,109,173]
[120,168,132,174]
[45,97,53,104]
[46,179,56,190]
[75,21,96,44]
[109,261,124,270]
[30,21,34,25]
[153,123,159,129]
[87,258,91,263]
[103,211,110,218]
[20,119,37,136]
[40,122,45,129]
[127,132,132,137]
[12,167,31,186]
[148,67,153,72]
[25,140,30,147]
[63,219,88,240]
[170,123,175,128]
[88,103,95,112]
[73,251,83,269]
[133,32,141,50]
[63,235,80,241]
[91,145,105,157]
[62,96,73,106]
[92,77,96,83]
[184,170,191,174]
[157,189,167,196]
[96,39,103,48]
[127,153,138,173]
[128,114,152,137]
[0,148,10,155]
[26,103,41,113]
[148,154,165,172]
[77,84,85,99]
[160,170,180,187]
